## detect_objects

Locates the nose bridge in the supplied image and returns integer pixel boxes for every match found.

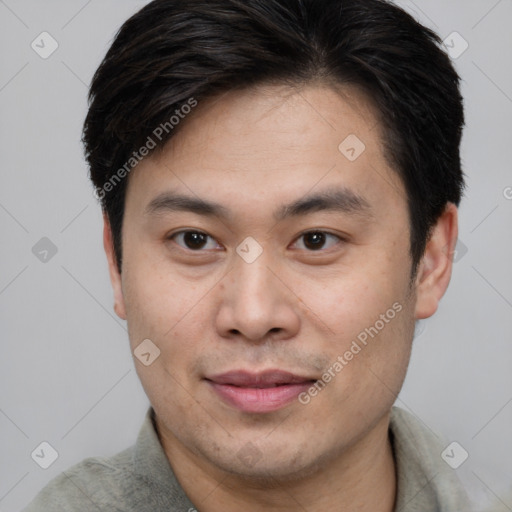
[215,250,299,341]
[232,253,277,314]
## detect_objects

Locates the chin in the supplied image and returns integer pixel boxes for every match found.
[201,439,335,484]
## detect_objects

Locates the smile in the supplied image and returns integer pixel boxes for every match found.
[205,370,316,413]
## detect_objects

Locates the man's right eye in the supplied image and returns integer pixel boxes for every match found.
[170,231,221,251]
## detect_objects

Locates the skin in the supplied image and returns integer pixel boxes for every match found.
[103,84,458,511]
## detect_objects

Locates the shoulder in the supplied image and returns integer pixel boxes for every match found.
[22,448,140,512]
[22,408,193,512]
[390,406,473,511]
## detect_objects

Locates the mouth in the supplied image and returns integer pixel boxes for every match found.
[205,370,316,413]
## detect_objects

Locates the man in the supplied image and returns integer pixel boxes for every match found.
[24,0,473,510]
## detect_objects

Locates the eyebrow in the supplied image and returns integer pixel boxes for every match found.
[275,188,373,220]
[144,193,229,218]
[144,187,373,221]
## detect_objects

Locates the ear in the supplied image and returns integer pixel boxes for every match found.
[414,203,459,320]
[103,213,127,320]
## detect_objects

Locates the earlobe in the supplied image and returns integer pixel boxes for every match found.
[103,214,127,320]
[414,203,459,320]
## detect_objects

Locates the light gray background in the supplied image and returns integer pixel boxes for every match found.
[1,1,511,511]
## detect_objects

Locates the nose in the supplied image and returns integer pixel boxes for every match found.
[215,256,301,343]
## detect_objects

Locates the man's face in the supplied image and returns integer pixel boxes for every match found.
[113,84,420,479]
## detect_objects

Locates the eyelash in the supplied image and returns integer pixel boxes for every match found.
[168,230,345,252]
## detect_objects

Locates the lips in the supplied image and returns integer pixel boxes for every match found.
[205,370,316,413]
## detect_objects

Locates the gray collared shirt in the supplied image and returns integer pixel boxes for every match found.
[23,407,472,511]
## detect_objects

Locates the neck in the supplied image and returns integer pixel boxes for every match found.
[157,413,397,512]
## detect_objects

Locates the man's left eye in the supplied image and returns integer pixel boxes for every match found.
[292,231,342,251]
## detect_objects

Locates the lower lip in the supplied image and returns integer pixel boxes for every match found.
[207,381,313,413]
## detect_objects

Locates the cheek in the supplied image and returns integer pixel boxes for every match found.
[293,260,414,392]
[329,293,414,409]
[122,263,209,415]
[122,260,221,384]
[292,265,404,339]
[122,255,202,336]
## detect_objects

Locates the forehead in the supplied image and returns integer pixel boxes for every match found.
[125,84,405,214]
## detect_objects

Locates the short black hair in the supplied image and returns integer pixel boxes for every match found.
[83,0,465,273]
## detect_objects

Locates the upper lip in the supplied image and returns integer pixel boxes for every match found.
[205,370,316,388]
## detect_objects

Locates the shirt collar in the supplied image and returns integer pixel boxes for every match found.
[390,407,472,511]
[132,406,471,511]
[133,408,195,506]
